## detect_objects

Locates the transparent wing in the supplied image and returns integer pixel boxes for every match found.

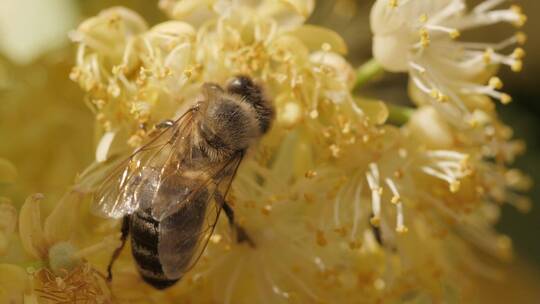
[90,109,197,219]
[157,153,244,279]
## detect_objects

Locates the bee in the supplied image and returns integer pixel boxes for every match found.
[92,76,274,289]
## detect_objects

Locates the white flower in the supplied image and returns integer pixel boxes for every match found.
[370,0,526,126]
[160,0,314,30]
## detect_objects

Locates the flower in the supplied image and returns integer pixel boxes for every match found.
[0,192,119,303]
[370,0,526,126]
[70,2,355,152]
[159,0,314,29]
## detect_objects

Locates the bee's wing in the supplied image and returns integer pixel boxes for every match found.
[90,109,197,219]
[157,152,244,279]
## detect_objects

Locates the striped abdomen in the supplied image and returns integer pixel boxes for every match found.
[130,210,178,289]
[130,191,209,290]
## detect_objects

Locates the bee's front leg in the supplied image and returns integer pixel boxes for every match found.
[216,194,256,248]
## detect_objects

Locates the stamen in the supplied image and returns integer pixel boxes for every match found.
[366,163,381,227]
[409,62,426,74]
[425,25,460,39]
[419,28,430,47]
[423,150,471,193]
[473,0,506,14]
[385,178,408,234]
[350,180,363,240]
[422,166,461,193]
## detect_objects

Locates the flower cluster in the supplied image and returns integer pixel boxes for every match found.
[371,0,526,126]
[0,0,531,303]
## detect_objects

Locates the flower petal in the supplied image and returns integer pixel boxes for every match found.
[0,264,28,303]
[44,192,82,245]
[0,202,17,256]
[18,194,48,259]
[289,25,347,54]
[0,158,17,185]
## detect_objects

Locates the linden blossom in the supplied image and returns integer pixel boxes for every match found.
[370,0,526,126]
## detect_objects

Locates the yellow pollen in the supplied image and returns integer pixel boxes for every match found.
[370,216,380,227]
[500,93,512,104]
[330,144,341,158]
[510,5,527,27]
[305,170,318,179]
[515,32,527,45]
[391,195,400,205]
[419,28,430,47]
[515,197,532,213]
[321,43,331,52]
[388,0,399,8]
[483,49,493,65]
[511,60,523,72]
[396,226,408,234]
[488,77,503,90]
[103,121,112,132]
[112,65,124,76]
[261,204,272,215]
[512,48,525,59]
[342,122,351,134]
[468,118,479,128]
[210,234,222,244]
[449,181,461,193]
[419,14,428,23]
[437,93,448,103]
[496,235,513,260]
[69,68,80,81]
[449,30,460,39]
[93,99,106,109]
[460,154,470,166]
[128,133,144,147]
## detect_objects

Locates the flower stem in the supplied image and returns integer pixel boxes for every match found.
[354,58,384,90]
[387,104,414,126]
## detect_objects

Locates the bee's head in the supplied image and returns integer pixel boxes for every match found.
[226,75,274,134]
[199,81,259,152]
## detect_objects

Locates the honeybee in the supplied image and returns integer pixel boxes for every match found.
[93,76,274,289]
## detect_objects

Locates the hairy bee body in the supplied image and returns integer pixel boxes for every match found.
[97,76,274,289]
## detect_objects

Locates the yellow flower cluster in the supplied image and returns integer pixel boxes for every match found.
[0,0,532,303]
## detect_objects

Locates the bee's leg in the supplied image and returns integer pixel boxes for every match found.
[218,196,256,248]
[155,119,175,129]
[107,215,130,282]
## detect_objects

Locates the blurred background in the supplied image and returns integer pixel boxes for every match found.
[0,0,538,297]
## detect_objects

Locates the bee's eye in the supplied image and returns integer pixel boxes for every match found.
[227,75,255,96]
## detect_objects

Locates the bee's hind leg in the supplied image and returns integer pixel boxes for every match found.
[218,196,256,248]
[107,215,130,282]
